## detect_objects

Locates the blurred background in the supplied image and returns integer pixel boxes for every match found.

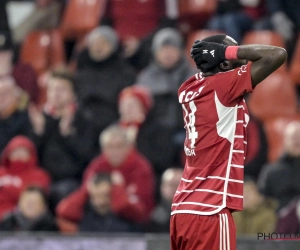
[0,0,300,249]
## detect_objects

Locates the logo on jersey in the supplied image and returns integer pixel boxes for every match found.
[179,86,204,103]
[238,65,248,76]
[210,50,215,57]
[184,146,196,156]
[203,50,208,54]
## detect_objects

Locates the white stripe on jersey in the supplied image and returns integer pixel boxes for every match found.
[234,135,244,138]
[175,188,243,198]
[181,178,192,183]
[180,175,243,183]
[172,201,219,208]
[232,150,244,153]
[231,164,244,168]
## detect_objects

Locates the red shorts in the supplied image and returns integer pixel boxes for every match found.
[170,208,236,250]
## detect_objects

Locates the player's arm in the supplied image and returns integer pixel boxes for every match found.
[191,41,287,88]
[236,45,287,87]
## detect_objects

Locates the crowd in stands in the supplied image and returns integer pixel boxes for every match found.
[0,0,299,235]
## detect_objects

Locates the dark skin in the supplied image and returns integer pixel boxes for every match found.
[203,38,287,88]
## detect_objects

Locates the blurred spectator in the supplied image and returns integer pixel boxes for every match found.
[233,176,277,235]
[0,136,50,219]
[206,0,267,43]
[105,0,174,42]
[263,0,300,45]
[244,116,268,180]
[28,67,98,208]
[11,0,62,44]
[258,121,300,210]
[76,26,136,134]
[56,124,155,232]
[118,86,177,177]
[0,75,32,154]
[0,186,58,231]
[0,31,39,104]
[148,167,183,233]
[0,0,10,32]
[102,0,178,70]
[79,173,136,232]
[276,195,300,234]
[137,28,197,134]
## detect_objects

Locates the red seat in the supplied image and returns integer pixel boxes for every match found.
[179,0,217,34]
[264,116,300,162]
[247,72,297,122]
[20,29,67,106]
[289,34,300,85]
[242,31,287,73]
[110,0,163,40]
[185,29,222,67]
[20,31,51,75]
[49,29,66,67]
[60,0,106,40]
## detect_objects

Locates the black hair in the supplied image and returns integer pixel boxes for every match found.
[201,34,228,45]
[50,65,76,92]
[90,172,112,186]
[22,186,49,205]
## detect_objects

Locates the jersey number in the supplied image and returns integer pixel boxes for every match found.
[182,101,198,148]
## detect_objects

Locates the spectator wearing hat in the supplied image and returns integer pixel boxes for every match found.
[0,136,51,219]
[118,86,177,177]
[98,0,178,71]
[76,26,136,135]
[0,31,39,104]
[136,28,197,136]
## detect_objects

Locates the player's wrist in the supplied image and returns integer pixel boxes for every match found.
[225,46,239,60]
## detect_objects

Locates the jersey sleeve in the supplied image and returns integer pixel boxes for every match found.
[215,63,253,105]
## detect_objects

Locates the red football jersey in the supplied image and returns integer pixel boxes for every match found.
[171,63,253,216]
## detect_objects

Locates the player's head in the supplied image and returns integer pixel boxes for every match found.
[199,34,247,73]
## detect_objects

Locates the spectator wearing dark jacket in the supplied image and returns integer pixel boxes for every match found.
[28,67,98,207]
[79,173,135,232]
[76,26,136,134]
[0,0,9,32]
[206,0,267,43]
[233,176,277,235]
[148,167,183,233]
[275,195,300,234]
[137,28,197,133]
[258,121,300,210]
[0,136,51,219]
[118,86,177,177]
[0,186,58,231]
[56,125,155,232]
[0,76,32,154]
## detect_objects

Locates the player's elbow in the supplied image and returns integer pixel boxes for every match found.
[272,47,287,67]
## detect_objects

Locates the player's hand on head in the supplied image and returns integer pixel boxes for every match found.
[190,40,228,72]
